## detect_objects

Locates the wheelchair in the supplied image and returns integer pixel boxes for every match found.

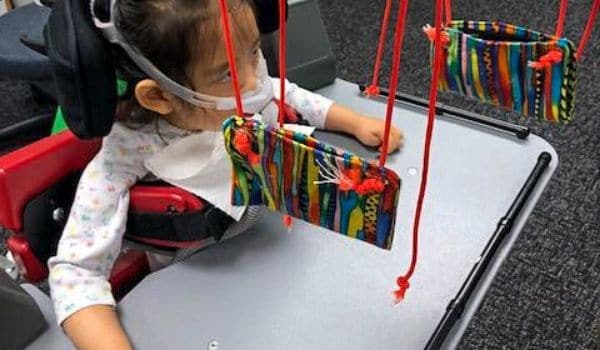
[0,0,335,301]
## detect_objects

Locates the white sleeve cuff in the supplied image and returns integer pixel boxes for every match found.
[49,265,116,326]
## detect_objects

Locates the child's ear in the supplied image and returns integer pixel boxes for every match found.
[134,79,181,115]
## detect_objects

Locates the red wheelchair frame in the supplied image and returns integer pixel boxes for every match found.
[0,130,208,299]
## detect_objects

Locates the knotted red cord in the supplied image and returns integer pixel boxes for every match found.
[378,0,410,167]
[422,0,450,45]
[217,0,244,117]
[528,50,563,69]
[355,178,386,195]
[364,0,394,97]
[393,0,444,304]
[423,24,450,46]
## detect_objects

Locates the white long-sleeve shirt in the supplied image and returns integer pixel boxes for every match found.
[48,79,333,325]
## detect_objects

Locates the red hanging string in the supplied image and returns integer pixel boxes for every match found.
[277,0,293,229]
[555,0,568,37]
[278,0,287,127]
[575,0,600,60]
[393,0,444,304]
[390,0,596,302]
[444,0,452,25]
[364,0,394,97]
[217,0,244,117]
[378,0,410,167]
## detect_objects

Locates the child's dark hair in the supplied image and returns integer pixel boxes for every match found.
[104,0,254,123]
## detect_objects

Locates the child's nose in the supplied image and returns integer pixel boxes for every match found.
[241,69,257,92]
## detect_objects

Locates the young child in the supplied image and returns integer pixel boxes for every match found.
[48,0,403,349]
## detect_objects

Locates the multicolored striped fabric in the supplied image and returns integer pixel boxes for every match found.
[223,116,401,250]
[431,20,577,124]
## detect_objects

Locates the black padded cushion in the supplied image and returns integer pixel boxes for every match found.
[254,0,287,34]
[44,0,117,139]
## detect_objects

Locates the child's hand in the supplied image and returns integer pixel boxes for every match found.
[353,116,404,154]
[325,103,404,155]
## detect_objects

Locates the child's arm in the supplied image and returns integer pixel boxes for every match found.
[47,123,156,349]
[63,305,132,350]
[271,78,403,154]
[324,103,404,154]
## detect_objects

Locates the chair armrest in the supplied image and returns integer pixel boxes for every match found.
[0,131,100,231]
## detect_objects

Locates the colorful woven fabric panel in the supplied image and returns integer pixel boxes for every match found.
[223,116,401,250]
[430,20,577,124]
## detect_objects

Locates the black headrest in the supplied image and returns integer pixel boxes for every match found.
[254,0,287,34]
[44,0,116,139]
[44,0,287,140]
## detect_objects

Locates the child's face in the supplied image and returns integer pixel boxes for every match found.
[155,3,263,132]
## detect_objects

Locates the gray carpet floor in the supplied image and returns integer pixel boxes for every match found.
[1,0,599,348]
[318,0,600,348]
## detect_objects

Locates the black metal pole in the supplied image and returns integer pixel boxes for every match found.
[424,152,552,350]
[357,84,530,139]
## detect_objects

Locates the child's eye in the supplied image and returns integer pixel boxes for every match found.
[251,47,261,67]
[219,71,232,83]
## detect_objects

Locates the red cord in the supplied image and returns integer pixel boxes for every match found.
[444,0,452,25]
[423,25,450,46]
[234,131,252,155]
[278,0,287,127]
[528,50,563,69]
[234,130,260,164]
[378,0,410,167]
[277,0,293,229]
[217,0,244,117]
[355,179,385,195]
[393,0,444,304]
[576,0,600,60]
[390,0,595,303]
[283,214,293,230]
[555,0,568,37]
[365,0,394,97]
